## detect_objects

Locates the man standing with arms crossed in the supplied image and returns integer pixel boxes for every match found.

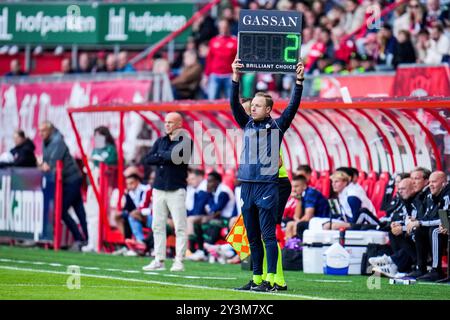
[142,112,192,272]
[231,58,305,292]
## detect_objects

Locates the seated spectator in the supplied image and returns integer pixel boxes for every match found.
[0,129,36,168]
[75,52,91,73]
[411,167,431,220]
[343,0,367,35]
[425,0,447,27]
[91,126,118,167]
[382,172,411,219]
[416,29,430,63]
[423,23,450,64]
[407,171,449,281]
[114,173,152,256]
[294,164,313,184]
[171,50,203,100]
[377,24,396,67]
[202,171,236,246]
[60,58,73,75]
[105,53,117,73]
[5,59,27,76]
[92,51,107,73]
[394,0,426,38]
[336,166,367,197]
[185,169,209,261]
[284,175,330,240]
[323,171,378,230]
[370,178,418,277]
[117,51,136,73]
[393,30,417,68]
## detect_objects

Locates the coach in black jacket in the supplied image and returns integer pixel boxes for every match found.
[142,112,193,272]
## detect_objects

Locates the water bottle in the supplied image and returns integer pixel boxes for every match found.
[339,227,346,247]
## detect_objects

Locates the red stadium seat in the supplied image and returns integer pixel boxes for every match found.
[317,171,330,198]
[379,172,390,182]
[357,171,366,185]
[371,179,389,217]
[310,170,318,186]
[362,179,375,198]
[367,171,378,181]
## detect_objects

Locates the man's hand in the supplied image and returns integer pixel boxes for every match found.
[295,60,305,85]
[439,224,449,235]
[391,224,403,236]
[40,162,51,172]
[232,57,243,82]
[130,210,144,221]
[406,220,420,234]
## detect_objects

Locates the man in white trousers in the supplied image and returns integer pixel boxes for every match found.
[142,112,193,272]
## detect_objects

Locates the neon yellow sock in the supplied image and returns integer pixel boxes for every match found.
[274,243,286,286]
[262,241,267,281]
[252,275,262,285]
[266,273,275,286]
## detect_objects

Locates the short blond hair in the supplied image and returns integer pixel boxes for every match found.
[330,171,351,182]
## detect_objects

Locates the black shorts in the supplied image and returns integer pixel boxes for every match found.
[277,177,292,225]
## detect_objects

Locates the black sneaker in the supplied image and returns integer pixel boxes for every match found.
[417,269,443,282]
[251,281,276,292]
[407,269,426,279]
[274,283,287,291]
[234,280,258,291]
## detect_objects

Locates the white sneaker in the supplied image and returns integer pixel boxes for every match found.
[187,250,207,262]
[112,247,128,256]
[170,259,185,272]
[369,254,392,267]
[373,263,398,278]
[81,244,95,253]
[142,259,166,271]
[124,250,138,257]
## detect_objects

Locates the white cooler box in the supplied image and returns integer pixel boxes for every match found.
[302,229,389,275]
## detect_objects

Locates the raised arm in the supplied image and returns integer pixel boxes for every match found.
[276,61,305,133]
[230,58,250,129]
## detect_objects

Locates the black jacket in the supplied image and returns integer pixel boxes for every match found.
[10,138,37,167]
[43,130,81,184]
[230,80,303,183]
[142,132,192,191]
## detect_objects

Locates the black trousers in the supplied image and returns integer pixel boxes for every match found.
[413,226,447,272]
[277,178,292,225]
[61,178,88,242]
[389,231,417,272]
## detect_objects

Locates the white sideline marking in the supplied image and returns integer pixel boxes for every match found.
[0,283,197,290]
[0,265,330,300]
[304,279,352,283]
[0,258,237,280]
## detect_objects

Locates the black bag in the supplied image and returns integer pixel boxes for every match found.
[361,244,393,275]
[282,247,303,271]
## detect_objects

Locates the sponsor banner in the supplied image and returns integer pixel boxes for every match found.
[317,74,395,98]
[391,64,450,97]
[0,79,152,158]
[0,168,54,241]
[0,2,193,45]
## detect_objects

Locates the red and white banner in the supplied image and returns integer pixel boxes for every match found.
[0,79,152,158]
[391,65,450,97]
[319,74,395,99]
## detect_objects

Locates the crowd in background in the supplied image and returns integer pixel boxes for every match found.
[3,0,450,100]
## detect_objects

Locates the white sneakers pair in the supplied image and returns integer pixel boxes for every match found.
[186,250,207,262]
[142,259,185,272]
[369,254,398,278]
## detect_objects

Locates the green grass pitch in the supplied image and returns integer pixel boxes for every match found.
[0,246,449,300]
